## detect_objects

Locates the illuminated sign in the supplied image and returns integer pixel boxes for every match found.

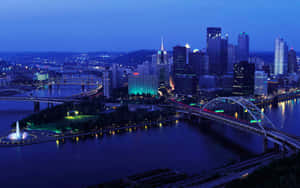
[215,110,224,113]
[250,120,261,123]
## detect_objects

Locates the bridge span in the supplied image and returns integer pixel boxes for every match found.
[0,85,103,104]
[0,96,81,104]
[172,97,300,151]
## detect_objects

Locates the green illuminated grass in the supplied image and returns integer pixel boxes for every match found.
[65,115,96,120]
[26,115,98,133]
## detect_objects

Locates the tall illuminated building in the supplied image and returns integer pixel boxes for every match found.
[157,37,168,65]
[232,61,255,96]
[207,27,222,46]
[207,29,228,75]
[155,38,169,86]
[274,37,288,76]
[237,32,250,62]
[288,48,297,73]
[172,44,197,95]
[254,71,268,96]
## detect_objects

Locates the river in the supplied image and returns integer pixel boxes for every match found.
[0,84,298,187]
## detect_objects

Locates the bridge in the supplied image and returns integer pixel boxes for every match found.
[171,97,300,152]
[0,96,82,104]
[0,84,103,104]
[0,85,103,113]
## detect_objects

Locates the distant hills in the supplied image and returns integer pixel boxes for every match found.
[0,50,297,67]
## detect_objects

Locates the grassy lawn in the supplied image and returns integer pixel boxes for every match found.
[26,115,98,133]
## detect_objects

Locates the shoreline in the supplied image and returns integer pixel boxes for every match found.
[0,117,180,147]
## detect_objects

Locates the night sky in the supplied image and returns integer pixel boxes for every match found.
[0,0,299,52]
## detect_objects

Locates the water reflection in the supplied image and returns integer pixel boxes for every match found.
[267,98,300,135]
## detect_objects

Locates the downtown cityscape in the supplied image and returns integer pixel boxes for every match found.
[1,0,300,188]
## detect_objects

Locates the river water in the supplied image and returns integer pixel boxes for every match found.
[0,84,298,187]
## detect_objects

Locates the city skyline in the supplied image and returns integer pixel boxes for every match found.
[1,1,300,187]
[0,0,299,52]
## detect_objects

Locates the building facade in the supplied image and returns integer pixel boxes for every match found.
[207,27,222,46]
[288,48,297,74]
[237,32,250,62]
[156,38,170,86]
[274,37,288,76]
[232,61,255,96]
[128,72,158,96]
[172,45,197,95]
[207,28,228,75]
[227,44,237,73]
[103,68,111,98]
[190,50,209,77]
[254,71,268,96]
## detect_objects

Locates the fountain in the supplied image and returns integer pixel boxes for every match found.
[0,121,38,146]
[16,121,20,139]
[8,121,28,141]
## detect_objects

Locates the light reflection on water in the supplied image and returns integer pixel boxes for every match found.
[266,98,300,135]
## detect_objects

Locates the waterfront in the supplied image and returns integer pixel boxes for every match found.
[0,85,300,187]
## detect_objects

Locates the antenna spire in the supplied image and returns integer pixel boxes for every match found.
[161,36,164,51]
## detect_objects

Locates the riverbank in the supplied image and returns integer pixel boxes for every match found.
[0,117,181,147]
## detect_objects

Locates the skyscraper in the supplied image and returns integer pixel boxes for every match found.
[156,38,169,86]
[227,44,237,73]
[172,45,197,95]
[221,36,228,74]
[190,49,209,77]
[288,48,297,74]
[157,37,168,65]
[207,31,228,75]
[173,45,187,77]
[274,37,288,76]
[237,32,250,62]
[254,71,268,96]
[232,61,255,96]
[207,27,222,46]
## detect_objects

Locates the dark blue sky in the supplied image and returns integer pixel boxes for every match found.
[0,0,299,52]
